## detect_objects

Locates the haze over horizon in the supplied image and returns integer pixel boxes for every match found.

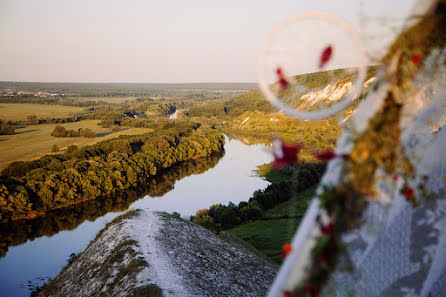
[1,0,415,83]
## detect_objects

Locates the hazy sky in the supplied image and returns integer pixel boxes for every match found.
[0,0,416,83]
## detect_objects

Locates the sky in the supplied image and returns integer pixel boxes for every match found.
[0,0,417,83]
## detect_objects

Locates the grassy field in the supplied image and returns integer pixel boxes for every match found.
[0,120,152,170]
[0,104,85,121]
[227,187,315,263]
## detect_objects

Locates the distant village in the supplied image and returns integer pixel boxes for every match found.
[0,90,66,97]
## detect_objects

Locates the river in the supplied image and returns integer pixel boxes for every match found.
[0,136,272,297]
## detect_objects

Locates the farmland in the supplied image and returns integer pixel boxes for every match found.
[0,120,152,170]
[0,103,84,121]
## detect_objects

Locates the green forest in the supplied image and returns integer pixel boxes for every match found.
[0,121,224,222]
[0,152,223,257]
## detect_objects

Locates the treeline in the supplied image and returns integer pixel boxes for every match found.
[2,115,84,127]
[185,90,273,119]
[0,121,225,222]
[192,162,325,231]
[0,81,255,98]
[0,152,223,258]
[51,125,95,138]
[0,96,101,107]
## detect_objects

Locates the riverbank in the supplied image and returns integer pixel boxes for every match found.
[34,210,278,297]
[0,123,225,222]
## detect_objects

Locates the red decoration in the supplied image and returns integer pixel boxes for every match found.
[276,67,290,89]
[283,290,292,297]
[305,284,320,297]
[320,223,334,234]
[272,138,303,169]
[403,187,414,198]
[319,45,333,69]
[282,242,293,259]
[314,149,347,161]
[411,54,422,66]
[393,175,399,182]
[320,255,327,263]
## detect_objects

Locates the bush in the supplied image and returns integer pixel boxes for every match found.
[51,144,59,152]
[0,124,14,135]
[194,215,215,229]
[195,208,209,217]
[51,125,67,137]
[80,128,95,138]
[111,125,120,133]
[27,115,39,125]
[51,125,80,138]
[241,202,264,221]
[219,207,241,229]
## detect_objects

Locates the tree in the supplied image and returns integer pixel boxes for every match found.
[27,115,39,125]
[193,215,215,229]
[80,128,95,138]
[111,125,120,133]
[219,207,241,229]
[241,202,264,222]
[0,124,14,135]
[51,125,67,137]
[51,144,59,152]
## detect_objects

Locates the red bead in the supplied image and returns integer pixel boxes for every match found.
[305,284,320,296]
[282,243,292,254]
[320,223,334,234]
[271,138,303,169]
[411,54,422,66]
[319,45,333,69]
[276,67,289,89]
[403,187,414,197]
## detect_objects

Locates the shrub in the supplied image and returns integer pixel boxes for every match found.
[0,124,14,135]
[27,115,39,125]
[51,125,67,137]
[195,208,209,217]
[219,207,241,229]
[64,145,79,156]
[51,144,59,152]
[241,202,264,221]
[80,128,95,138]
[208,203,224,221]
[51,125,80,138]
[111,125,120,133]
[194,215,215,229]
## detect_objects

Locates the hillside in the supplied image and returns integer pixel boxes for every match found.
[185,66,379,150]
[34,210,278,297]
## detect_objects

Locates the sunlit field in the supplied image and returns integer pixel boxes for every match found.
[0,103,84,121]
[0,120,152,170]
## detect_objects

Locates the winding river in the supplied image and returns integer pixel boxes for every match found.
[0,136,272,297]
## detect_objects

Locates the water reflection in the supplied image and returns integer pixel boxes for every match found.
[0,152,223,258]
[0,137,273,297]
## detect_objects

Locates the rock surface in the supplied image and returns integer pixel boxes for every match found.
[36,210,278,297]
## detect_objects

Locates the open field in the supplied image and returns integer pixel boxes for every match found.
[0,120,152,170]
[0,103,84,121]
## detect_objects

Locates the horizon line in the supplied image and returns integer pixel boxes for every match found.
[0,80,258,85]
